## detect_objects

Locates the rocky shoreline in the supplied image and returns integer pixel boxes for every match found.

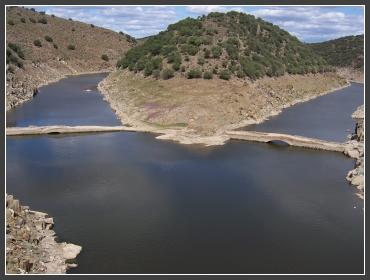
[5,195,82,274]
[343,105,364,201]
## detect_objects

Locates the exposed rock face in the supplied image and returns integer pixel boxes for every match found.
[6,195,82,274]
[335,67,364,84]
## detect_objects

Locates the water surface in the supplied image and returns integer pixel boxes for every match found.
[6,74,364,274]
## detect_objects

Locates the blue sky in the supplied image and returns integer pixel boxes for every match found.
[20,5,364,43]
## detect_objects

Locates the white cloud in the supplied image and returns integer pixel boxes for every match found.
[32,6,364,43]
[186,6,229,15]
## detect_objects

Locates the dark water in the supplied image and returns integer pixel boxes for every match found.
[6,75,364,274]
[239,82,364,143]
[6,73,122,127]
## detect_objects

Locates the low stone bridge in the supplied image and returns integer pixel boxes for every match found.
[6,125,345,152]
[5,125,154,136]
[226,130,345,152]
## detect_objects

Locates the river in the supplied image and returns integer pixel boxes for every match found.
[6,74,364,274]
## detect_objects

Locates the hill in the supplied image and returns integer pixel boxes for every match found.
[116,11,336,81]
[307,34,364,83]
[99,11,350,142]
[6,6,137,111]
[308,35,364,69]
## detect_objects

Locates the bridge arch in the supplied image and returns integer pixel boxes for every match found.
[266,139,291,146]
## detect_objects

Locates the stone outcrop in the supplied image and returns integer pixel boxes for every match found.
[6,195,82,274]
[344,104,365,200]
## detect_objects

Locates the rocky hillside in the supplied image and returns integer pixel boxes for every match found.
[6,6,136,111]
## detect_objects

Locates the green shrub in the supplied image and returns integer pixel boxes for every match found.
[69,18,73,20]
[7,20,15,25]
[29,18,36,23]
[197,57,205,65]
[91,24,94,28]
[187,69,202,79]
[101,54,109,61]
[119,31,124,35]
[116,58,129,69]
[20,17,26,23]
[219,69,231,80]
[161,68,175,80]
[153,69,161,79]
[237,70,245,78]
[203,71,213,79]
[44,35,53,42]
[172,62,181,71]
[9,55,19,64]
[53,43,58,49]
[8,43,19,52]
[204,49,211,58]
[7,66,15,74]
[33,39,42,47]
[71,28,75,32]
[17,49,25,59]
[39,11,45,15]
[51,14,55,17]
[144,61,154,76]
[6,49,12,57]
[67,44,75,50]
[38,18,47,24]
[30,8,35,11]
[212,45,223,58]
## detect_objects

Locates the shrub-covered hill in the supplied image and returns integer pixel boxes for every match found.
[6,6,136,73]
[116,11,335,81]
[307,34,364,69]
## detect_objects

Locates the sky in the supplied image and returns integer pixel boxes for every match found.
[20,5,364,43]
